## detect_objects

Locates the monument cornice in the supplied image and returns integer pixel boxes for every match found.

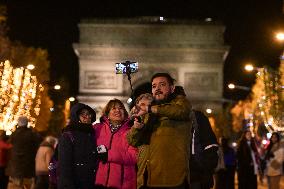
[80,17,224,25]
[77,20,226,47]
[73,44,229,53]
[73,44,228,64]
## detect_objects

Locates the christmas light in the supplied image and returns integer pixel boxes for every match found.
[0,60,43,133]
[231,65,284,133]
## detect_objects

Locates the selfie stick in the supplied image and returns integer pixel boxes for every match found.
[122,61,134,96]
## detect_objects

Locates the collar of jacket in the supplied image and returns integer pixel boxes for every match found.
[16,126,29,130]
[63,123,94,133]
[99,116,130,128]
[100,116,129,126]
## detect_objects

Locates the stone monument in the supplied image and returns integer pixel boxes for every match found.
[73,17,229,115]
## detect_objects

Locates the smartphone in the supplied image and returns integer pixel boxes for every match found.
[115,62,138,74]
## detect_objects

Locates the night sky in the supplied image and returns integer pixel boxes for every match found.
[4,0,284,101]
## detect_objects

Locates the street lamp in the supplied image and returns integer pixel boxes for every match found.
[27,64,35,70]
[205,17,212,22]
[244,64,263,73]
[228,83,236,89]
[54,85,61,90]
[275,32,284,42]
[228,83,250,91]
[206,108,212,114]
[244,64,254,72]
[69,97,75,102]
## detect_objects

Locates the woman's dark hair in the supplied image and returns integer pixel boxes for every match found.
[270,132,280,143]
[265,132,281,159]
[102,99,128,118]
[238,130,257,152]
[238,130,250,143]
[174,86,186,96]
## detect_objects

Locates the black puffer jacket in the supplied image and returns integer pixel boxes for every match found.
[58,103,97,189]
[190,110,218,186]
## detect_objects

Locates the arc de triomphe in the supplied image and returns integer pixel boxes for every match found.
[73,17,228,115]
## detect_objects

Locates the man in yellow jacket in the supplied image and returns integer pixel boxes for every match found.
[128,73,192,188]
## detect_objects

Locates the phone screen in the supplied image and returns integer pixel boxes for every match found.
[115,62,138,74]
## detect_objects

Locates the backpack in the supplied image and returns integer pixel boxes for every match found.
[48,131,74,187]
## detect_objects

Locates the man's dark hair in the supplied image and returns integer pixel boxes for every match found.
[174,86,186,96]
[151,73,175,85]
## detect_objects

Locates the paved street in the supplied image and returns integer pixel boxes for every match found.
[257,176,284,189]
[232,174,284,189]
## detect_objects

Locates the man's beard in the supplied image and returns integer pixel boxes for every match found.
[153,98,168,105]
[152,92,175,105]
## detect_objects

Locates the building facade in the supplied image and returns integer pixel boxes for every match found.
[73,17,229,115]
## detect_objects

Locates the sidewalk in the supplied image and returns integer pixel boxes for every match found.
[258,176,284,189]
[233,174,284,189]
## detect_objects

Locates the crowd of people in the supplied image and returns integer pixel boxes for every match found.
[214,130,284,189]
[0,72,283,189]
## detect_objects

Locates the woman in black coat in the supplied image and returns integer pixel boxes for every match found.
[58,103,97,189]
[237,130,260,189]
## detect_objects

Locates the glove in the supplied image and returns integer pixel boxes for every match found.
[97,145,108,164]
[269,152,275,158]
[129,116,142,126]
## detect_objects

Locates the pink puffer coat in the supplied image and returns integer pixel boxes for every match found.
[93,117,138,189]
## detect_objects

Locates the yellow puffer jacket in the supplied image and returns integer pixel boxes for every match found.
[127,95,192,188]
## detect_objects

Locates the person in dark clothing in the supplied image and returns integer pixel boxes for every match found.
[6,116,42,189]
[189,110,219,189]
[215,138,236,189]
[237,130,260,189]
[173,86,218,189]
[58,103,97,189]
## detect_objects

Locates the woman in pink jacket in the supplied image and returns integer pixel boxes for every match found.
[93,99,138,189]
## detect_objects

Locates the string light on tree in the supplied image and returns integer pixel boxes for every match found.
[231,65,284,133]
[0,60,43,133]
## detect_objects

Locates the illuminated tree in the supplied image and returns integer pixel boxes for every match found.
[0,5,52,132]
[0,60,45,133]
[279,56,284,131]
[231,65,284,133]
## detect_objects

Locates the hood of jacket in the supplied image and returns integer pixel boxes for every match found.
[70,103,96,124]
